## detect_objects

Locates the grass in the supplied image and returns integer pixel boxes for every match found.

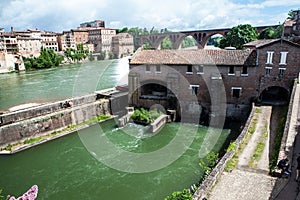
[249,125,268,168]
[224,107,259,172]
[269,107,288,175]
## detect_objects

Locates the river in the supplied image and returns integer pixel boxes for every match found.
[0,58,237,199]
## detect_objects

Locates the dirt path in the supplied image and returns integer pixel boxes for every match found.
[208,106,277,200]
[238,106,271,171]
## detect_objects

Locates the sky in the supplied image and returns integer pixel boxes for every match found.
[0,0,299,33]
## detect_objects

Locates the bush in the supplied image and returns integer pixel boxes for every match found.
[130,108,162,125]
[164,189,192,200]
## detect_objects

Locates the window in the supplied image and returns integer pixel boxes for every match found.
[190,85,199,96]
[279,68,286,78]
[228,66,235,75]
[280,52,288,65]
[186,65,193,75]
[146,65,150,73]
[156,65,161,73]
[232,87,242,98]
[196,65,204,75]
[265,67,272,77]
[241,66,248,76]
[266,51,274,64]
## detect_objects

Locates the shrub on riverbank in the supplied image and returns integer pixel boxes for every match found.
[23,48,63,69]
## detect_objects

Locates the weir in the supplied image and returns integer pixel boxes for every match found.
[0,88,128,148]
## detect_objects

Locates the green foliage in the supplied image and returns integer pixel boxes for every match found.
[24,137,43,144]
[23,48,64,69]
[161,37,173,49]
[181,36,197,48]
[97,115,111,121]
[226,142,236,152]
[199,151,219,174]
[64,46,89,62]
[117,26,171,50]
[97,52,106,60]
[287,9,296,20]
[207,36,223,47]
[269,110,288,175]
[259,25,284,39]
[0,188,9,200]
[219,24,258,49]
[130,108,162,125]
[108,52,117,59]
[164,189,192,200]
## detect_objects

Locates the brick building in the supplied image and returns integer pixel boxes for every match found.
[128,39,300,121]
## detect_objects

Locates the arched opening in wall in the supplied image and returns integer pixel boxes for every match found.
[180,35,198,50]
[137,81,178,111]
[205,34,223,49]
[259,86,289,105]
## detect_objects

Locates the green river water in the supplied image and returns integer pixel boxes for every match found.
[0,59,237,199]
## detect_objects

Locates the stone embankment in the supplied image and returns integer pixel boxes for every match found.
[0,88,128,150]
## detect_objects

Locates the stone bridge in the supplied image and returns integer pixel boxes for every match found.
[137,25,278,49]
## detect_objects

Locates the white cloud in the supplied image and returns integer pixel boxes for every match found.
[0,0,299,32]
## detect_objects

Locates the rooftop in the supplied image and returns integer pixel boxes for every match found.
[243,38,300,48]
[130,49,256,66]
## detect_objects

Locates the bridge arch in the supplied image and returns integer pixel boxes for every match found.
[258,86,289,105]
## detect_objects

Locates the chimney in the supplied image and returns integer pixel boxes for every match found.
[11,27,14,33]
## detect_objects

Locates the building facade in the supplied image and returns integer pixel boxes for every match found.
[128,39,300,121]
[41,32,59,52]
[17,37,42,57]
[112,33,134,58]
[57,31,76,51]
[88,28,116,54]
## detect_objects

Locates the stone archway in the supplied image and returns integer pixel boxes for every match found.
[259,86,289,105]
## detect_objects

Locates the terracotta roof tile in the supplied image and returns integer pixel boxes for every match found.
[243,39,280,48]
[130,49,256,66]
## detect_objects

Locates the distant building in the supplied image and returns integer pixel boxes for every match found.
[57,31,76,51]
[112,33,134,58]
[71,29,89,47]
[88,28,116,55]
[41,32,59,52]
[284,10,300,43]
[80,20,105,29]
[18,36,42,57]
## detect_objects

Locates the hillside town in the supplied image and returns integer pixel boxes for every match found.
[0,20,134,73]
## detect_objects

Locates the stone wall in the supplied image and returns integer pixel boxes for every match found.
[0,94,111,147]
[192,103,255,200]
[0,94,98,126]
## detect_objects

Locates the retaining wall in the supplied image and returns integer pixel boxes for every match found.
[0,94,98,126]
[0,96,111,147]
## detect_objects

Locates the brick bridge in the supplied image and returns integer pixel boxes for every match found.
[137,25,278,49]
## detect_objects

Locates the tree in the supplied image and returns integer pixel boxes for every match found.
[287,10,295,20]
[259,25,284,39]
[219,24,258,49]
[161,37,173,49]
